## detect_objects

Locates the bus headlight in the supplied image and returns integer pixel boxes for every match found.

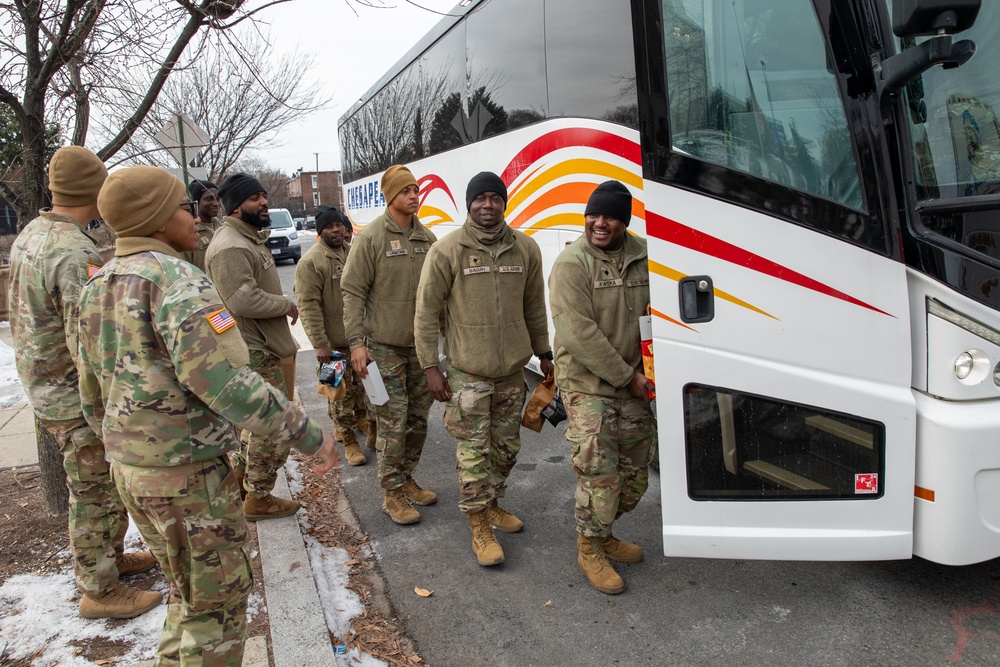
[955,352,974,380]
[994,362,1000,387]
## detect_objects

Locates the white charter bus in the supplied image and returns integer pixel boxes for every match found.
[338,0,1000,566]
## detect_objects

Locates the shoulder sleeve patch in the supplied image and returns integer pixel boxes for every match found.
[206,307,237,334]
[87,264,101,279]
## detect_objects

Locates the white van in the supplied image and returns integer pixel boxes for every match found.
[265,208,302,263]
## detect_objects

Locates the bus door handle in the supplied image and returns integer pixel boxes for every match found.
[678,276,714,323]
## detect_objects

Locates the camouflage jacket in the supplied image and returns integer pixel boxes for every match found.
[8,211,104,421]
[293,240,348,350]
[341,211,437,350]
[414,218,550,377]
[549,233,649,399]
[204,216,298,359]
[77,236,323,467]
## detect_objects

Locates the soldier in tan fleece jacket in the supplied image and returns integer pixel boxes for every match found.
[205,173,303,521]
[341,165,439,525]
[415,171,553,567]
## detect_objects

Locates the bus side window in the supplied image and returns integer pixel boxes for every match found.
[662,0,865,212]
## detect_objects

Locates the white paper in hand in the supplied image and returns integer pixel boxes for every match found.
[362,360,390,406]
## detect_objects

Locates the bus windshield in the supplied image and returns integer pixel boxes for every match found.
[899,4,1000,200]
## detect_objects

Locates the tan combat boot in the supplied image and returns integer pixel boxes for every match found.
[341,430,367,466]
[116,551,158,577]
[603,534,643,563]
[382,488,420,524]
[577,534,624,594]
[401,478,437,506]
[488,499,524,533]
[470,510,505,566]
[243,494,300,521]
[79,584,163,619]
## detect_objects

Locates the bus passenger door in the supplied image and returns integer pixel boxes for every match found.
[642,0,916,560]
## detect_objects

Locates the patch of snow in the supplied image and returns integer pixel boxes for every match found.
[0,338,27,408]
[0,570,166,666]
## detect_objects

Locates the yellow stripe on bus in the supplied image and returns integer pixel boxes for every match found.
[648,260,778,321]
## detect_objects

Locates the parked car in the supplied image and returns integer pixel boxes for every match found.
[293,216,305,230]
[305,215,316,230]
[265,208,301,263]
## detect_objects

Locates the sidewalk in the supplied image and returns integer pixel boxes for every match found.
[0,321,333,667]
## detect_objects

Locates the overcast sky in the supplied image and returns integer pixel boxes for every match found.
[254,0,455,175]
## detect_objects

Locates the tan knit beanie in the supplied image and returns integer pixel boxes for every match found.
[381,165,418,205]
[48,146,108,206]
[98,166,186,238]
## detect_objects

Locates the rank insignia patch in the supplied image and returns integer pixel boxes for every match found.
[470,255,481,267]
[207,308,237,334]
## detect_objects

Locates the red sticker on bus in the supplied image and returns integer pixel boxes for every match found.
[855,474,878,494]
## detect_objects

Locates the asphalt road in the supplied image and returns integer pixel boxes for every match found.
[278,236,1000,667]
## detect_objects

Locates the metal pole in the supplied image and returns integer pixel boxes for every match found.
[177,113,189,185]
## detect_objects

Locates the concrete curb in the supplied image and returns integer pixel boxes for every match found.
[257,467,335,665]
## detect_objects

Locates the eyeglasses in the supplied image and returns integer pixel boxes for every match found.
[179,200,199,218]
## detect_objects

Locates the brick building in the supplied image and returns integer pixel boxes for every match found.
[287,170,342,216]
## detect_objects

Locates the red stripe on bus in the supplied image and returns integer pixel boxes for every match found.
[501,128,640,185]
[418,174,457,210]
[646,212,894,318]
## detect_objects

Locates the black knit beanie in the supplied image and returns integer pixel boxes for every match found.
[315,207,345,235]
[218,173,266,216]
[584,180,632,226]
[466,172,508,211]
[188,179,217,203]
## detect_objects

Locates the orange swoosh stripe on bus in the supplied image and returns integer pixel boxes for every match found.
[507,159,642,214]
[647,212,894,318]
[501,128,641,185]
[650,306,699,332]
[511,182,645,230]
[648,260,777,320]
[418,174,457,210]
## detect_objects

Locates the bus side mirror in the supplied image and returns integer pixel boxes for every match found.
[893,0,980,38]
[875,0,980,105]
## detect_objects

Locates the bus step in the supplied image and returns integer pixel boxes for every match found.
[804,415,874,449]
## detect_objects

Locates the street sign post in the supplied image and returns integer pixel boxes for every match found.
[153,112,210,184]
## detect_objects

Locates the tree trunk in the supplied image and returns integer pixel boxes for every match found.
[16,93,49,230]
[34,416,68,517]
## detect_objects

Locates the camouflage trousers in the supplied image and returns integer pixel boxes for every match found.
[563,391,657,538]
[368,342,432,491]
[319,347,366,433]
[112,457,252,667]
[233,351,291,499]
[40,416,128,595]
[443,366,526,514]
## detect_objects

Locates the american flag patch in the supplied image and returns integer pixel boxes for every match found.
[206,308,236,334]
[87,264,101,278]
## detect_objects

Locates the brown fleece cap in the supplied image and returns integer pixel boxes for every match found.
[381,165,417,205]
[98,166,186,238]
[48,146,108,206]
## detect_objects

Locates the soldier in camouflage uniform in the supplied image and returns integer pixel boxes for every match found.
[549,180,655,595]
[205,173,303,521]
[415,172,553,566]
[7,146,160,620]
[78,165,338,666]
[180,179,222,272]
[293,207,366,466]
[342,165,438,525]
